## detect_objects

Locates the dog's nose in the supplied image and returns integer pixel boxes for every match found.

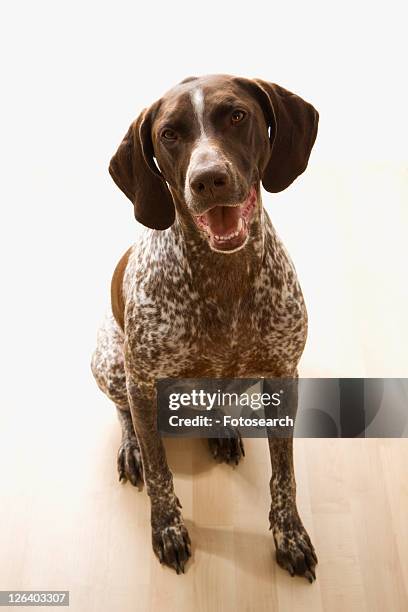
[189,165,231,198]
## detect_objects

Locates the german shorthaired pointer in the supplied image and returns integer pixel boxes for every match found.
[91,75,319,581]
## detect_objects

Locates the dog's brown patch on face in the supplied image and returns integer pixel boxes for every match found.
[146,75,272,254]
[151,76,269,213]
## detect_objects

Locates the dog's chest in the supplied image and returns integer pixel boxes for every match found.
[188,291,306,377]
[126,254,307,381]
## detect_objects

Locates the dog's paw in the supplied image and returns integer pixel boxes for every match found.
[117,438,144,487]
[208,428,245,465]
[152,522,191,574]
[271,517,317,583]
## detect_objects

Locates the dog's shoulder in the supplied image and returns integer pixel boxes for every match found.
[112,227,192,330]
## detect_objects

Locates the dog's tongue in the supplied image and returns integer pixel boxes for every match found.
[202,205,242,236]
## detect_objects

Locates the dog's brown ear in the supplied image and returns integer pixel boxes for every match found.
[109,107,175,230]
[249,79,319,192]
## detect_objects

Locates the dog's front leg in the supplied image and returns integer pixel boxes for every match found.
[127,381,191,574]
[264,377,318,582]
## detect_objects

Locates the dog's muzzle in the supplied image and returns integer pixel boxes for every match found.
[193,186,257,253]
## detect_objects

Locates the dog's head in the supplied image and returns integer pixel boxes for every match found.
[109,75,318,253]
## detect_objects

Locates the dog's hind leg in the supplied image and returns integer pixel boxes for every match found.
[91,314,143,486]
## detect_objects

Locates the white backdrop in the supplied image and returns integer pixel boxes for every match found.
[0,1,407,423]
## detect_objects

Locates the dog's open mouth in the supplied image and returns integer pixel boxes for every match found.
[194,186,257,253]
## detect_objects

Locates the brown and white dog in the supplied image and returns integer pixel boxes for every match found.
[91,75,319,580]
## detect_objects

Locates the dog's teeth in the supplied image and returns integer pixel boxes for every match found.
[215,230,242,242]
[237,218,243,232]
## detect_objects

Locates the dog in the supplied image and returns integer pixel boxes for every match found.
[91,74,319,581]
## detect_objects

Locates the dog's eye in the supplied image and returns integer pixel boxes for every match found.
[231,109,246,124]
[161,128,178,141]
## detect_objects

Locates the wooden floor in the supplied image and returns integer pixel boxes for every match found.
[1,165,407,611]
[1,426,408,611]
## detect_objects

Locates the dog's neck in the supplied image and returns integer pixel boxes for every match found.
[169,189,266,304]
